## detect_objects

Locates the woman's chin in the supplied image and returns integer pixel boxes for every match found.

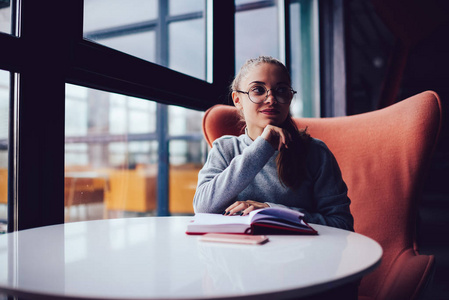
[264,116,287,126]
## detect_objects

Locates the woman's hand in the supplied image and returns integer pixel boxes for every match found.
[261,125,291,151]
[223,200,269,216]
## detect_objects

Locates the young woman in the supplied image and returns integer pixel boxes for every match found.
[193,56,353,231]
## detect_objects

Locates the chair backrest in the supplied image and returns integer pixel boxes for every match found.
[202,91,442,300]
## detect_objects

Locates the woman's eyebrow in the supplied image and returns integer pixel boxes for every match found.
[248,81,265,85]
[248,81,290,86]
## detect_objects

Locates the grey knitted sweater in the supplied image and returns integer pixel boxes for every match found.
[193,133,354,231]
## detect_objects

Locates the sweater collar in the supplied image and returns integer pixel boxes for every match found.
[242,127,253,145]
[243,127,279,154]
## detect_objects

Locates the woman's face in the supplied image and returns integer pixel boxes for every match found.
[232,63,292,138]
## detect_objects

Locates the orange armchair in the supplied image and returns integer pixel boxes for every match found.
[202,91,442,300]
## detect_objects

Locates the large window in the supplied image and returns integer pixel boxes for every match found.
[1,0,320,230]
[63,0,209,222]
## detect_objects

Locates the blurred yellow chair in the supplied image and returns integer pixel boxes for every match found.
[169,164,202,214]
[0,168,7,205]
[105,166,157,213]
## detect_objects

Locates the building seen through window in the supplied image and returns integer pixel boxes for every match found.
[65,84,204,221]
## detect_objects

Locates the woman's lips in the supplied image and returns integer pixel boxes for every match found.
[260,109,280,115]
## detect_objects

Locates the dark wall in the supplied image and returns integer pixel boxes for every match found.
[404,26,449,297]
[400,22,449,194]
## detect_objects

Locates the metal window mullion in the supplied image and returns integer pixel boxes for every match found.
[206,0,213,83]
[84,20,159,40]
[166,12,203,23]
[299,0,315,117]
[278,0,287,64]
[157,0,169,67]
[156,103,169,216]
[156,0,170,216]
[235,0,275,12]
[84,13,203,45]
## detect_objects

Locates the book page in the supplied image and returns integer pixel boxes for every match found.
[250,207,304,224]
[193,213,252,226]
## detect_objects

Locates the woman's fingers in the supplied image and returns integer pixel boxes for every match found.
[279,131,287,151]
[241,204,256,216]
[223,201,247,215]
[223,200,269,216]
[281,130,291,149]
[262,125,290,151]
[241,200,269,215]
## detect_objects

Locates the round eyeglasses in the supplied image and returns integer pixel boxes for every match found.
[235,85,297,104]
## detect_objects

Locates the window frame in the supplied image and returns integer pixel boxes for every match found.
[0,0,235,231]
[71,1,234,111]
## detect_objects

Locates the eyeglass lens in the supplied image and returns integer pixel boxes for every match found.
[248,85,294,104]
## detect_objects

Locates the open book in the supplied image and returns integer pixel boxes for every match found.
[186,207,317,235]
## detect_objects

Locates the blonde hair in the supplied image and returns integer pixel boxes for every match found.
[230,56,290,93]
[232,56,310,189]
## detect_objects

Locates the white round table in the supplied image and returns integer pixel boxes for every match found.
[0,216,382,299]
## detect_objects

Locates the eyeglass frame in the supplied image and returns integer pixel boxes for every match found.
[234,85,297,104]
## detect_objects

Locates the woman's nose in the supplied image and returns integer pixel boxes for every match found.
[265,90,278,104]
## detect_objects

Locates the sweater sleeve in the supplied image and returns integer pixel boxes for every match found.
[267,140,354,231]
[193,136,275,213]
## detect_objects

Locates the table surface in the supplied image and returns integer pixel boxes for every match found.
[0,217,382,300]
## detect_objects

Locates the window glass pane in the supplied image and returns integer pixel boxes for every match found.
[168,106,205,215]
[0,1,11,35]
[98,31,156,62]
[169,0,204,16]
[83,0,207,81]
[65,85,88,136]
[64,86,202,220]
[108,92,156,135]
[289,2,303,117]
[235,0,263,5]
[83,0,158,32]
[168,106,203,136]
[169,140,203,215]
[65,84,159,222]
[169,19,206,80]
[235,5,279,73]
[0,70,9,233]
[289,0,320,117]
